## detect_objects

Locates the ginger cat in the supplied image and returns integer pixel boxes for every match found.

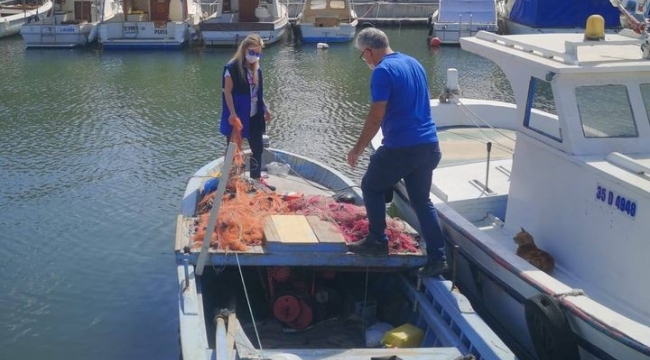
[513,228,555,274]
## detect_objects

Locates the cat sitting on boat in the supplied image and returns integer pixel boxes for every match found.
[513,228,555,274]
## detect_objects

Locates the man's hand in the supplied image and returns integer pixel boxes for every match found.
[347,147,363,167]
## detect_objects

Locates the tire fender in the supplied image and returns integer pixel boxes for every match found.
[524,293,580,360]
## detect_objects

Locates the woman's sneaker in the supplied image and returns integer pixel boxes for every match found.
[417,259,449,277]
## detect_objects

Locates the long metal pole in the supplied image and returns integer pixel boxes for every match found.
[195,142,237,276]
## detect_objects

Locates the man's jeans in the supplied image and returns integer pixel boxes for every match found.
[361,142,446,261]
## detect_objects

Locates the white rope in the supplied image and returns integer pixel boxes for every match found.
[447,93,518,152]
[553,289,587,301]
[235,252,265,359]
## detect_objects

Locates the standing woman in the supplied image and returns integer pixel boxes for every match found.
[220,34,273,187]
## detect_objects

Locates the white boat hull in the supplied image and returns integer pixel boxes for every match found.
[296,20,357,43]
[199,20,288,46]
[21,22,95,47]
[99,21,191,49]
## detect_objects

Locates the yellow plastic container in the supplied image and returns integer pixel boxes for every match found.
[381,323,424,348]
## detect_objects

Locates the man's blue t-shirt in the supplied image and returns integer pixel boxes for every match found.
[371,52,438,147]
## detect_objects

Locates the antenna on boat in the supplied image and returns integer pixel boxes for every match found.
[196,142,237,276]
[484,141,492,192]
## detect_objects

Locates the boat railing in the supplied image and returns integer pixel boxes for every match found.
[475,30,650,65]
[201,0,221,17]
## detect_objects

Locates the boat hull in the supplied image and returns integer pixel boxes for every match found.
[21,23,96,48]
[198,20,288,46]
[296,21,356,43]
[98,21,191,50]
[392,186,650,360]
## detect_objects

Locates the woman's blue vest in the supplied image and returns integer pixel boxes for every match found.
[219,61,266,138]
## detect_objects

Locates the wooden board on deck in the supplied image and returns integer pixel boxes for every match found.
[264,215,347,252]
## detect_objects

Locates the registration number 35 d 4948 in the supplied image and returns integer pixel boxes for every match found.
[596,185,637,217]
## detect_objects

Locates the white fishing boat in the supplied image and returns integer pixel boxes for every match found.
[293,0,357,43]
[496,0,621,34]
[174,139,516,360]
[198,0,289,46]
[375,24,650,360]
[427,0,498,45]
[0,0,53,38]
[20,0,121,48]
[98,0,202,49]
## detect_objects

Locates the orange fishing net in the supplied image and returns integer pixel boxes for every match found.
[192,129,420,253]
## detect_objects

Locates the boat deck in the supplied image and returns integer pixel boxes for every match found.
[176,172,428,269]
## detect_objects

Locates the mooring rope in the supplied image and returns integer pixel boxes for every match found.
[235,252,265,358]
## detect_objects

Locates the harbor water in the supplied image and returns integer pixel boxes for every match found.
[0,28,513,360]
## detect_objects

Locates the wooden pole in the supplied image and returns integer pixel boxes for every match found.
[195,142,237,276]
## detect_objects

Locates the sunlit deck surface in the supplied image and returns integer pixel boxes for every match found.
[175,172,428,269]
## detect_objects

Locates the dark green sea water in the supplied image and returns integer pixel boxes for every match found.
[0,28,512,360]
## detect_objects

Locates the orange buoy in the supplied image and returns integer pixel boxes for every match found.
[430,37,441,47]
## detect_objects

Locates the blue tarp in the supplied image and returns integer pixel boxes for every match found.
[509,0,621,28]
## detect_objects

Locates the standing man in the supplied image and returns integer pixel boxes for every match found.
[347,27,448,277]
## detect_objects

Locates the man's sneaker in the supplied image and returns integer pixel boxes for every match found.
[348,238,389,256]
[418,259,449,278]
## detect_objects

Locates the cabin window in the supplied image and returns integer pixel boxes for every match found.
[576,85,637,138]
[310,0,327,10]
[330,0,346,9]
[524,77,561,142]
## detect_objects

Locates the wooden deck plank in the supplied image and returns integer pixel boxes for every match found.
[270,215,319,244]
[306,216,345,244]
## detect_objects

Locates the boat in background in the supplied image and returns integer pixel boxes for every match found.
[20,0,121,48]
[198,0,288,46]
[98,0,202,49]
[293,0,357,43]
[497,0,621,34]
[0,0,53,38]
[175,139,516,360]
[376,26,650,360]
[427,0,498,45]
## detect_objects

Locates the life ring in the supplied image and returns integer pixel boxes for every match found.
[524,293,580,360]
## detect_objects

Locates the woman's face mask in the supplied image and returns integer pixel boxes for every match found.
[246,48,262,64]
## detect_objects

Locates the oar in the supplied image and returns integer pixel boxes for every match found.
[195,142,237,276]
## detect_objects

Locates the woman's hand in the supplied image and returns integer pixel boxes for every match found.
[264,110,271,122]
[228,114,243,131]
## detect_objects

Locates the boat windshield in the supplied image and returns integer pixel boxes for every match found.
[576,85,638,138]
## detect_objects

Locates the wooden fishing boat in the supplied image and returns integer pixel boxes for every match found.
[174,139,515,360]
[376,26,650,360]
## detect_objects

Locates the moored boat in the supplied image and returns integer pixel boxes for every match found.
[427,0,498,45]
[174,139,516,360]
[293,0,357,43]
[377,26,650,360]
[496,0,621,34]
[0,0,53,38]
[198,0,289,46]
[98,0,202,50]
[20,0,122,48]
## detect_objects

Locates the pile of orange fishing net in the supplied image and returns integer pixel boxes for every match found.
[192,138,419,253]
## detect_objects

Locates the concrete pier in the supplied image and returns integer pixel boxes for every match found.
[288,0,438,26]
